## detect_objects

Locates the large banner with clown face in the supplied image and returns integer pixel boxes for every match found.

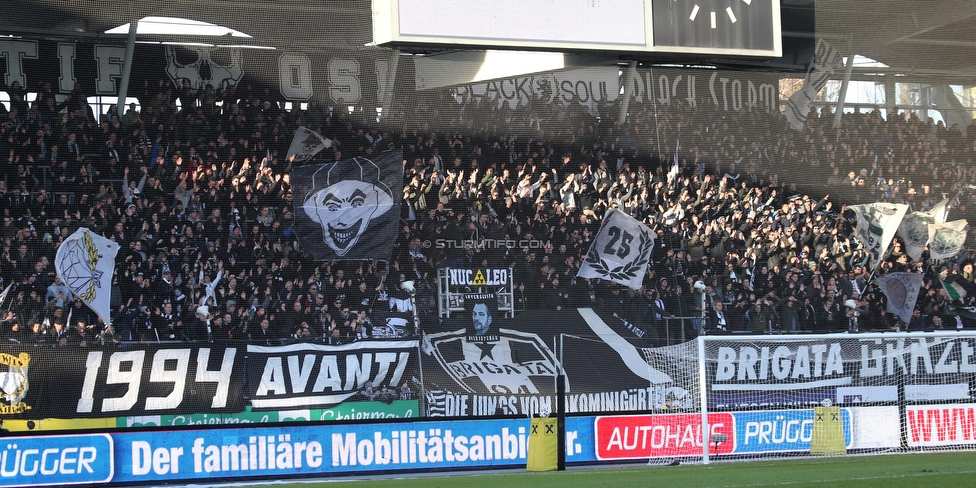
[292,151,404,261]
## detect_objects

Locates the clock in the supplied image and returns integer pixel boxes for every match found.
[651,0,779,55]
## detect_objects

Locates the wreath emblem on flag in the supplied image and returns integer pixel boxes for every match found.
[584,231,652,282]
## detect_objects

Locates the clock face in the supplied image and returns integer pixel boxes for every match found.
[651,0,778,54]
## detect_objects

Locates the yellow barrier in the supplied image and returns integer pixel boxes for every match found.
[810,406,846,455]
[4,417,117,432]
[527,417,558,471]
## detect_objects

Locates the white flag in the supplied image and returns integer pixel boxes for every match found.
[667,140,680,187]
[875,272,923,325]
[55,228,120,326]
[898,199,951,261]
[899,212,936,262]
[851,203,908,270]
[286,126,332,163]
[0,283,11,309]
[927,219,969,261]
[784,38,845,131]
[929,198,950,224]
[577,210,654,290]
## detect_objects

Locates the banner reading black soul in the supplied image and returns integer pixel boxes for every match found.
[703,335,976,409]
[246,340,419,411]
[291,150,404,261]
[5,344,245,419]
[420,308,699,418]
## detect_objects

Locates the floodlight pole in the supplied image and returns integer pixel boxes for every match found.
[117,20,139,112]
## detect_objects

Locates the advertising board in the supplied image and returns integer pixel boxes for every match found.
[0,434,113,487]
[594,413,735,460]
[110,419,529,483]
[0,406,913,486]
[906,403,976,447]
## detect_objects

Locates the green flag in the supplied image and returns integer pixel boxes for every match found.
[940,278,967,301]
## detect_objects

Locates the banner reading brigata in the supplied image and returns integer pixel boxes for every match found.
[421,308,698,418]
[704,334,976,409]
[246,340,418,410]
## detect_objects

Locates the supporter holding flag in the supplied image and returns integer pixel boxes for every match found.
[850,203,908,271]
[54,228,120,327]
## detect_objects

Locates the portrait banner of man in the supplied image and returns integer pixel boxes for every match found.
[464,293,498,338]
[292,150,404,261]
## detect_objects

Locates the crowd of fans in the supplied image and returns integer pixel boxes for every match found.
[2,75,976,348]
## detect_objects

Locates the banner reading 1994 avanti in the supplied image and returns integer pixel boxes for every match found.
[702,333,976,409]
[246,340,419,411]
[1,344,246,419]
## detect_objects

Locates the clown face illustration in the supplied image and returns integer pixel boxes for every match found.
[303,180,394,256]
[293,153,403,261]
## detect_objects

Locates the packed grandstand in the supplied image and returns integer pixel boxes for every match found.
[2,2,976,485]
[2,72,975,347]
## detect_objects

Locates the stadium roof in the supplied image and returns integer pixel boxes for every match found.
[1,0,974,83]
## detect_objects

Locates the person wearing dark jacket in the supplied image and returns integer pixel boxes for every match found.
[774,294,803,332]
[604,284,628,318]
[249,318,278,345]
[906,308,927,331]
[706,301,730,333]
[540,277,566,310]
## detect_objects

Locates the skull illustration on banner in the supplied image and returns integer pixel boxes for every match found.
[165,46,244,89]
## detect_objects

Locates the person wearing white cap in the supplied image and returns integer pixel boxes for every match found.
[844,298,868,333]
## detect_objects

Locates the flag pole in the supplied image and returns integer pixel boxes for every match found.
[865,243,891,284]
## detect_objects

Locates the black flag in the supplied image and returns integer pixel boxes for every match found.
[292,150,404,261]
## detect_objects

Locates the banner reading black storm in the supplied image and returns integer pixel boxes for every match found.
[440,65,779,116]
[4,344,245,419]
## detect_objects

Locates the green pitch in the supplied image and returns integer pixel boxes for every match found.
[268,451,976,487]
